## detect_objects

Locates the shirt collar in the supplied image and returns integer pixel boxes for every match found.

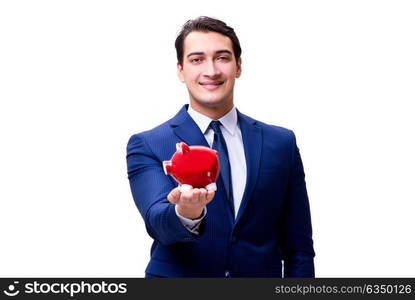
[187,105,238,136]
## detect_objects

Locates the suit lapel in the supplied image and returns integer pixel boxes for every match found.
[169,104,210,147]
[234,110,263,225]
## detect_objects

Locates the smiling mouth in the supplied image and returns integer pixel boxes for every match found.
[199,81,224,90]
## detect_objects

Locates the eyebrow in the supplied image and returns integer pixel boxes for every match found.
[187,49,233,58]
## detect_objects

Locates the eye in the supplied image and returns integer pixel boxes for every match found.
[190,58,202,63]
[217,56,230,61]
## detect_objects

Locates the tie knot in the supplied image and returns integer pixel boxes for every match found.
[209,120,222,134]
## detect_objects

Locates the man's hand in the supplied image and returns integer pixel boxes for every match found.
[167,187,215,219]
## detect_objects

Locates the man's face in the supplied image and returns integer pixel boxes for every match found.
[177,31,241,109]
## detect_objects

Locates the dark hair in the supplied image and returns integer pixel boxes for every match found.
[175,16,242,66]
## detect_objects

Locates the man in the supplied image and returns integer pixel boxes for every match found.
[127,16,315,277]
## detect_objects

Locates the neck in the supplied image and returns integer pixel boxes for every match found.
[189,100,234,120]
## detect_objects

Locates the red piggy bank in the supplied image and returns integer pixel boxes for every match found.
[163,142,219,192]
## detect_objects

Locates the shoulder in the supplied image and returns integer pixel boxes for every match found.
[127,119,174,155]
[128,119,170,143]
[127,105,188,149]
[238,110,296,143]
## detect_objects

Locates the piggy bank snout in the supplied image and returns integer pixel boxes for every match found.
[163,160,173,175]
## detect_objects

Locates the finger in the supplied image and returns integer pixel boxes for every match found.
[181,188,194,202]
[205,190,215,204]
[167,187,181,204]
[192,188,201,203]
[199,188,207,202]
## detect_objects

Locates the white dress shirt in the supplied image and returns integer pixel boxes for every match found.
[175,105,247,233]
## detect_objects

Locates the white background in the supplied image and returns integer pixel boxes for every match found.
[1,0,414,277]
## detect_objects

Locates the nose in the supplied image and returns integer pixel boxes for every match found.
[202,59,221,77]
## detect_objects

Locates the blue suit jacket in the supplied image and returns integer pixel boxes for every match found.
[127,105,315,277]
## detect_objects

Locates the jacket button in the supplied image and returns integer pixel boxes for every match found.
[225,271,230,277]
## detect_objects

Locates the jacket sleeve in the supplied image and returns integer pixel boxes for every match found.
[126,133,201,245]
[280,131,315,277]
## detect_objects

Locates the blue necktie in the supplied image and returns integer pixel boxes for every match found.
[209,120,234,216]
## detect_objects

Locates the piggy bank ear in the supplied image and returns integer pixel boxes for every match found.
[176,142,190,153]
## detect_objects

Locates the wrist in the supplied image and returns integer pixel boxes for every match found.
[176,205,204,220]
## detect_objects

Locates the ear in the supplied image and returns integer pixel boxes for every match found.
[177,62,185,82]
[236,57,242,78]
